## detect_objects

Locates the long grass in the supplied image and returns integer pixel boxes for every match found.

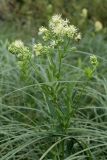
[0,28,107,160]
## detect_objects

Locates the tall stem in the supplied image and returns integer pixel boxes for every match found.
[57,49,62,80]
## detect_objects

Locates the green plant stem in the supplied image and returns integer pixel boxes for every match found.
[58,50,62,80]
[61,140,65,159]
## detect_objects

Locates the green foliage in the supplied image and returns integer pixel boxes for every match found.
[0,0,107,29]
[0,3,107,159]
[1,15,107,160]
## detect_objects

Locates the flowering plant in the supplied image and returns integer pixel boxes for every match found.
[8,15,98,159]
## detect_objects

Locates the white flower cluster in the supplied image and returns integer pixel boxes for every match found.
[81,8,88,18]
[95,21,103,32]
[34,14,81,56]
[8,40,31,61]
[34,43,51,56]
[13,40,24,48]
[49,14,81,40]
[38,26,48,35]
[38,14,81,41]
[49,15,69,36]
[34,43,44,56]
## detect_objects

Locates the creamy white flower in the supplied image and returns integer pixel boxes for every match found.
[53,23,64,35]
[75,33,81,41]
[49,15,68,30]
[95,21,103,32]
[48,15,79,40]
[65,25,77,38]
[38,14,81,42]
[13,40,24,48]
[50,40,56,47]
[81,8,88,18]
[49,14,62,27]
[38,26,48,35]
[34,43,44,56]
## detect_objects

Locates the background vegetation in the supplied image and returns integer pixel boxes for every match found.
[0,0,107,159]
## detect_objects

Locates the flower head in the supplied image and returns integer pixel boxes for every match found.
[81,8,88,18]
[90,55,98,66]
[95,21,103,32]
[8,40,24,54]
[49,14,68,36]
[49,15,63,28]
[47,14,80,41]
[65,25,77,38]
[34,43,44,56]
[34,43,52,56]
[50,40,56,47]
[38,26,48,35]
[13,40,24,48]
[8,40,32,76]
[75,33,81,41]
[8,40,31,61]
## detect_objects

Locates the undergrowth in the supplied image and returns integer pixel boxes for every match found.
[0,15,107,160]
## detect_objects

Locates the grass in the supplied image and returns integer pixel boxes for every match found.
[0,18,107,160]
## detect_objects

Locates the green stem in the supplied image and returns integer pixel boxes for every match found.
[61,140,65,159]
[58,50,62,80]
